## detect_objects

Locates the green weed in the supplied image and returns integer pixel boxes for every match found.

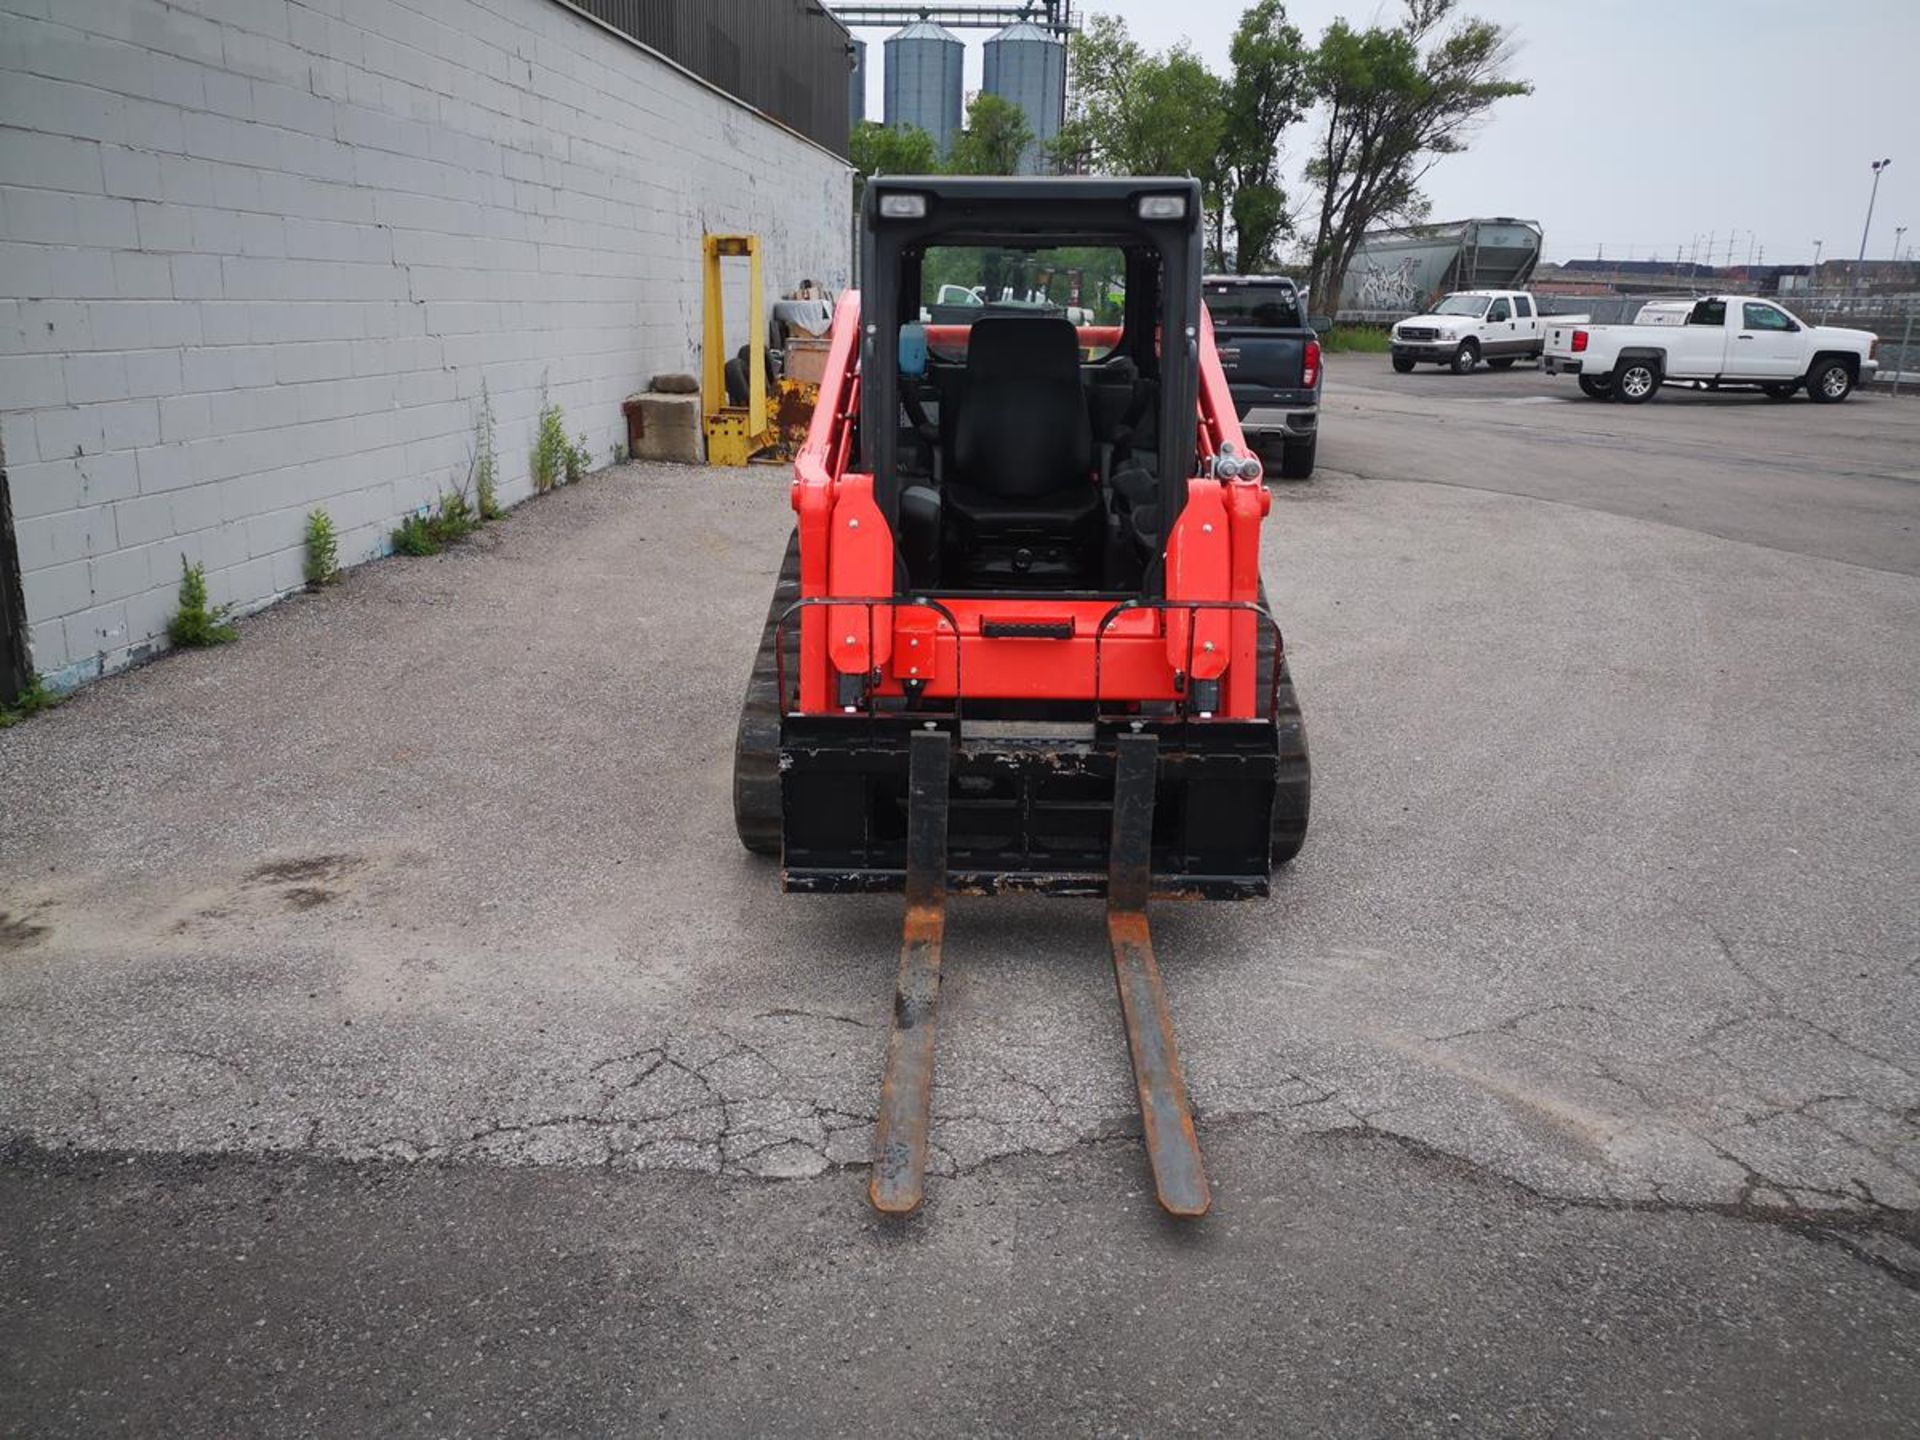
[168,558,238,647]
[304,507,340,587]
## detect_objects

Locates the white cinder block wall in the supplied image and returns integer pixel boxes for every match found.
[0,0,851,686]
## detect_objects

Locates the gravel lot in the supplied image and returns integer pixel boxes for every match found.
[4,351,1917,1434]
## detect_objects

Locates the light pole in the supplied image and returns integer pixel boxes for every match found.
[1856,158,1892,285]
[1897,225,1909,262]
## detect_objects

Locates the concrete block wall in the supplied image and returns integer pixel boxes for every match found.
[0,0,851,686]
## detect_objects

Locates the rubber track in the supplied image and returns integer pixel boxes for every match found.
[732,529,802,856]
[1258,581,1312,866]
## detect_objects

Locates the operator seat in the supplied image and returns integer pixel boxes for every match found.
[944,316,1102,587]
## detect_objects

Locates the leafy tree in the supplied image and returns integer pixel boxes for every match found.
[849,121,938,183]
[1048,14,1145,174]
[946,92,1033,176]
[1053,20,1222,182]
[1219,1,1312,273]
[1052,19,1226,253]
[1302,0,1529,310]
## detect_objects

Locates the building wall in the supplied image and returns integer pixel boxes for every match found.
[0,0,851,686]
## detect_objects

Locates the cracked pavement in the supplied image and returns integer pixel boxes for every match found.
[3,354,1918,1431]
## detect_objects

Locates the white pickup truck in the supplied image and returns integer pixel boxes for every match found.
[1390,290,1543,373]
[1543,295,1879,403]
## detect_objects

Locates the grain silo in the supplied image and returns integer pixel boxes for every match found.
[849,37,867,127]
[883,19,963,157]
[982,18,1064,174]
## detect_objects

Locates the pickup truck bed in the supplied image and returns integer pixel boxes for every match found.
[1205,275,1324,478]
[1544,296,1878,404]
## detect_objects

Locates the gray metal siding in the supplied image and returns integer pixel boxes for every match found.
[567,0,852,156]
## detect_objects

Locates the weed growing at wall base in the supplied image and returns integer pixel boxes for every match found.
[169,558,238,647]
[0,677,61,728]
[474,381,503,520]
[392,492,477,557]
[304,508,340,587]
[532,380,591,492]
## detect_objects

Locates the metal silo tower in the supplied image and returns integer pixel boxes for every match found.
[982,18,1065,174]
[883,19,964,157]
[849,37,867,127]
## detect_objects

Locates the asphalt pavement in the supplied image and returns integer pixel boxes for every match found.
[3,352,1917,1435]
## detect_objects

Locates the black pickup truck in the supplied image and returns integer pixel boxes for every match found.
[1203,274,1327,479]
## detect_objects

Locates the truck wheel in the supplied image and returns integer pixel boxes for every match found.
[1277,436,1316,480]
[1761,382,1797,401]
[1577,375,1613,400]
[1807,358,1854,403]
[1613,358,1661,403]
[1391,355,1416,373]
[1486,356,1515,370]
[1450,340,1479,375]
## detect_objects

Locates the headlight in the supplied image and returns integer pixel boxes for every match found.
[877,193,926,219]
[1137,194,1187,220]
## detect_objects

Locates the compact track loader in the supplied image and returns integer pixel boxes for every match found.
[733,177,1311,1216]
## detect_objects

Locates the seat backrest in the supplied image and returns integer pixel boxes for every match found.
[953,317,1092,499]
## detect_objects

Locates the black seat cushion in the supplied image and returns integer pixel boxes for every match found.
[952,317,1093,498]
[945,480,1102,534]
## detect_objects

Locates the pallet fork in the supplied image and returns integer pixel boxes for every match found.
[868,729,1212,1218]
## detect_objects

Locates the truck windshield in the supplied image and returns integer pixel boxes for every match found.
[921,245,1125,358]
[1203,283,1303,328]
[1433,295,1490,317]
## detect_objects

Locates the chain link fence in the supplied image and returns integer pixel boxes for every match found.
[1782,292,1919,393]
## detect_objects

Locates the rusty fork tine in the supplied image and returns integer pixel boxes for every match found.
[869,728,951,1215]
[1108,732,1212,1218]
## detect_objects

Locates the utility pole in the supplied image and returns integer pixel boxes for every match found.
[1812,238,1823,271]
[1857,158,1893,289]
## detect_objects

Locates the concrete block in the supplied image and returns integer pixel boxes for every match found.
[135,440,197,493]
[16,503,112,568]
[47,246,117,298]
[0,72,125,143]
[626,392,702,464]
[112,249,172,297]
[134,200,196,251]
[0,130,105,194]
[159,393,212,443]
[100,145,165,201]
[0,351,68,409]
[19,557,91,623]
[61,596,130,660]
[89,542,155,602]
[75,446,139,505]
[62,349,126,403]
[112,490,176,546]
[123,346,183,397]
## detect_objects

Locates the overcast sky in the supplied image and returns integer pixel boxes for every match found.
[852,0,1916,265]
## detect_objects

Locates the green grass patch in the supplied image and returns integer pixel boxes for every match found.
[1322,326,1393,353]
[0,676,62,728]
[392,492,477,557]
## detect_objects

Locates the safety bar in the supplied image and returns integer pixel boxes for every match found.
[1091,598,1286,721]
[774,595,966,719]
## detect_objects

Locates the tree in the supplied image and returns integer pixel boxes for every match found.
[1302,0,1529,312]
[849,120,938,184]
[1218,2,1312,273]
[1052,19,1226,246]
[946,92,1032,176]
